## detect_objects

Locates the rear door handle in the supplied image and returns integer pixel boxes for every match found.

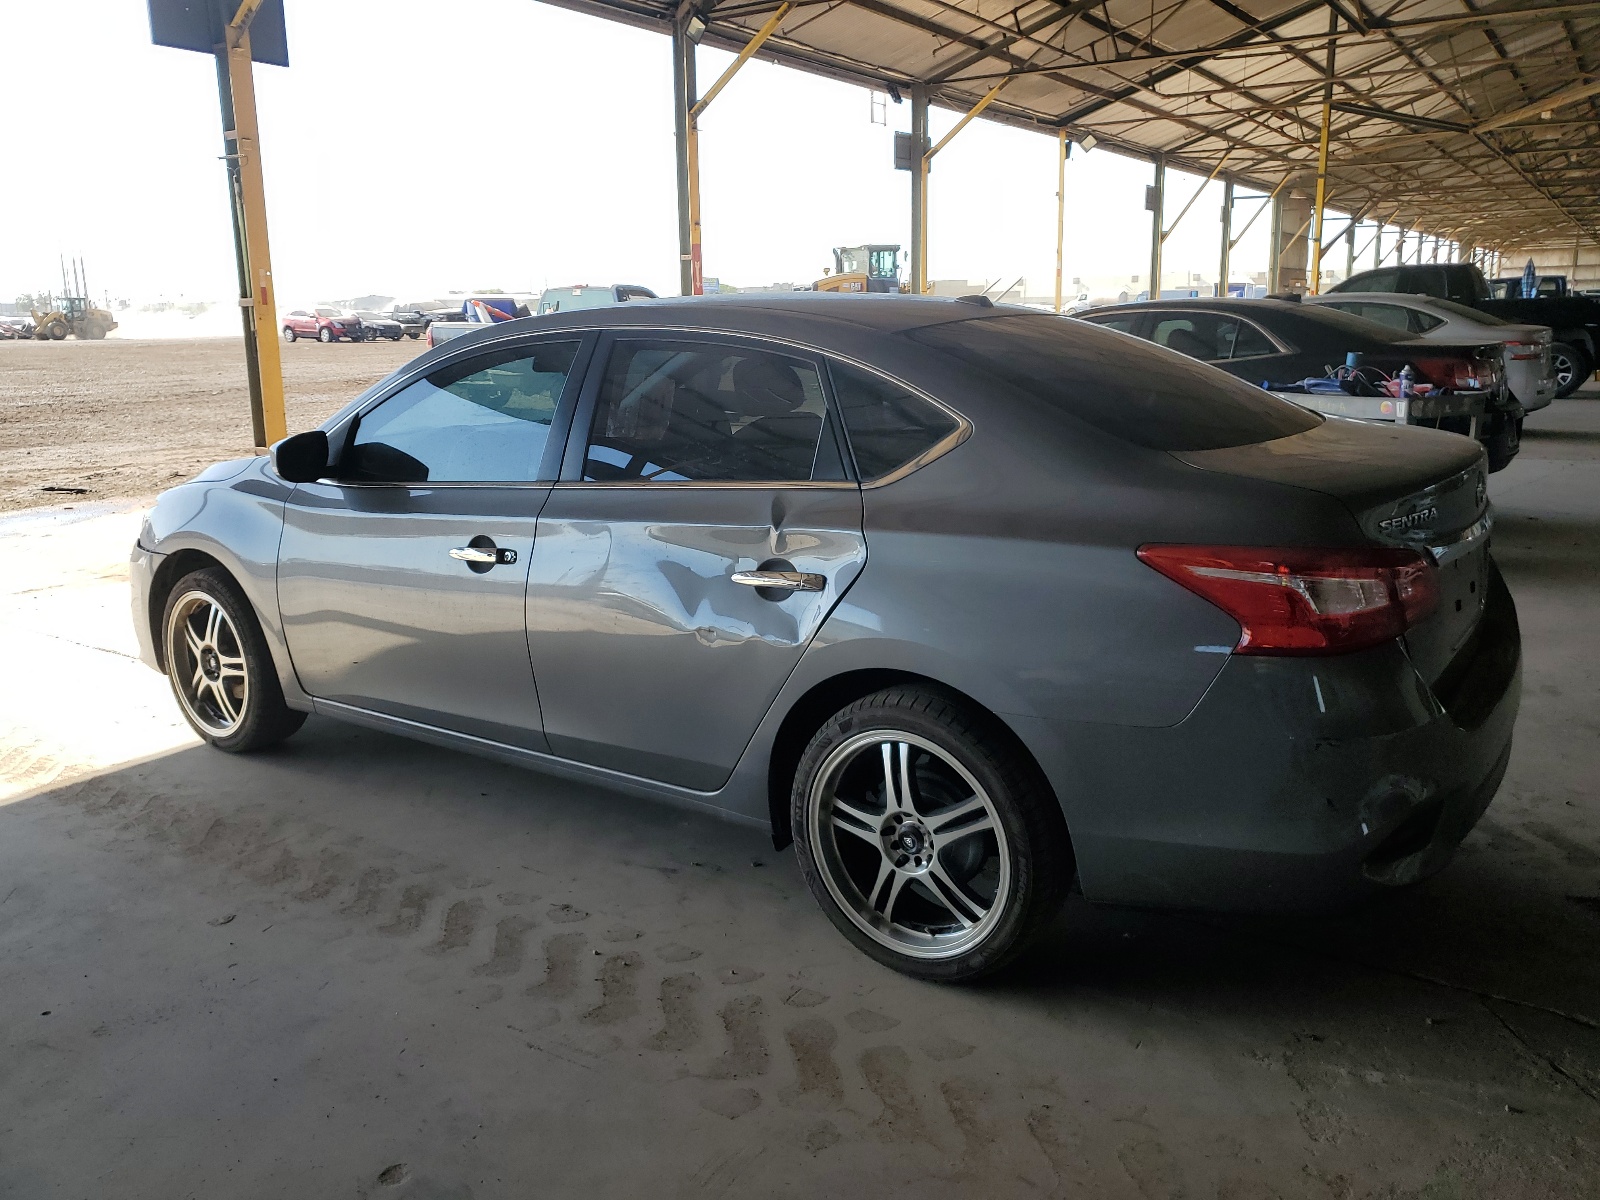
[450,546,517,565]
[731,570,825,592]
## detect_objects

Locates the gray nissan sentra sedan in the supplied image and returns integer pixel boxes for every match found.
[130,294,1520,981]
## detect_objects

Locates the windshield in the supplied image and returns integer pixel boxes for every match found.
[315,307,341,318]
[908,313,1321,452]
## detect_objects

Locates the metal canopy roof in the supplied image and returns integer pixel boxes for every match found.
[545,0,1600,246]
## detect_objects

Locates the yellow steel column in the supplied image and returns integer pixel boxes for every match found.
[919,80,1007,295]
[1052,130,1066,311]
[225,15,286,445]
[686,2,792,296]
[1307,12,1337,296]
[687,116,704,294]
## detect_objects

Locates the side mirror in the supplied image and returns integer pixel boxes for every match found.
[270,430,329,483]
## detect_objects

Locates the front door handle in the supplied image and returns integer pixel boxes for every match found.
[730,570,825,592]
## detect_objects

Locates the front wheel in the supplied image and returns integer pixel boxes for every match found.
[45,321,68,341]
[318,327,335,343]
[792,687,1072,982]
[1551,342,1590,399]
[162,568,305,752]
[406,330,420,339]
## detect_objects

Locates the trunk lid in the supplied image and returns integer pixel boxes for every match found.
[1174,417,1490,685]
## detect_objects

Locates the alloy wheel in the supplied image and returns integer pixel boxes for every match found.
[167,590,250,738]
[808,731,1011,960]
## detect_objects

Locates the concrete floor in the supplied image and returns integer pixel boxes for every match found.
[2,396,1597,1199]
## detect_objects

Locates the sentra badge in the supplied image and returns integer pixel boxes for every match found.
[1379,506,1439,532]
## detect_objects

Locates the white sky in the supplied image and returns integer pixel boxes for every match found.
[3,0,1350,308]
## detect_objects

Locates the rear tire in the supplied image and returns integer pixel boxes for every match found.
[1551,342,1589,399]
[161,568,305,753]
[1485,414,1522,473]
[791,686,1072,982]
[406,330,420,339]
[283,327,297,342]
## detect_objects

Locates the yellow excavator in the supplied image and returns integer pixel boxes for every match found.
[32,258,118,340]
[813,245,909,294]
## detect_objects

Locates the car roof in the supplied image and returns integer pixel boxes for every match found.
[1082,297,1315,317]
[1307,292,1442,307]
[481,292,1012,337]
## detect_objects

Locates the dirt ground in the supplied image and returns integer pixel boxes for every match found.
[0,336,418,512]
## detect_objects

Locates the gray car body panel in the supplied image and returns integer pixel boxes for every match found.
[130,295,1521,911]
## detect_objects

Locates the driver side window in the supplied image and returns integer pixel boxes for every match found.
[342,341,580,483]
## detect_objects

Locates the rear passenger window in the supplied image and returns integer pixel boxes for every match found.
[343,341,578,483]
[581,340,830,483]
[1227,320,1276,358]
[827,361,961,481]
[1356,303,1412,331]
[1357,269,1400,293]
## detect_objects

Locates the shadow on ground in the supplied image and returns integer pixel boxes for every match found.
[3,710,1596,1198]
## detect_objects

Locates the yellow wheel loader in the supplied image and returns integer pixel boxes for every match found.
[814,245,909,294]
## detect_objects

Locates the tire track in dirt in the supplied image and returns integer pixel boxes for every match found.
[42,770,1238,1192]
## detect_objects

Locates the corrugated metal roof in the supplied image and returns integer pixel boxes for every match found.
[543,0,1600,246]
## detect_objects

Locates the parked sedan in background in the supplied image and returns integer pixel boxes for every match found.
[1306,292,1555,413]
[1078,297,1521,470]
[282,307,363,343]
[353,311,405,342]
[129,295,1519,982]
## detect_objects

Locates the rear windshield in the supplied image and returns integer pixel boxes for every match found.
[1285,303,1416,344]
[907,313,1321,451]
[1427,297,1510,325]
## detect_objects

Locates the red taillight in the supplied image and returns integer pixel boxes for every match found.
[1137,545,1440,655]
[1413,356,1479,391]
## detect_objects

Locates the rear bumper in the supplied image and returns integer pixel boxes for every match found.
[1059,562,1521,913]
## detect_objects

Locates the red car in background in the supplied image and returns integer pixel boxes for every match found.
[282,307,362,343]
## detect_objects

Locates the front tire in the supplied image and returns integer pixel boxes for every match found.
[791,686,1072,982]
[318,327,335,343]
[162,568,305,753]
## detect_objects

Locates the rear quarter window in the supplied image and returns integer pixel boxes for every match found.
[906,313,1320,452]
[828,361,961,480]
